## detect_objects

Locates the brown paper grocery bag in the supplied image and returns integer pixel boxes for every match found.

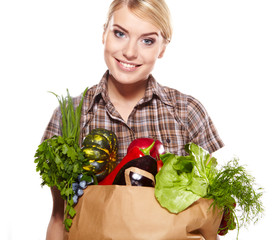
[64,185,222,240]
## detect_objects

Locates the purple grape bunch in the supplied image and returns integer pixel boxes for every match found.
[72,174,95,204]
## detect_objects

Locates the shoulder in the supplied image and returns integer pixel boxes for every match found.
[73,71,108,111]
[159,83,208,117]
[150,75,209,120]
[72,85,98,108]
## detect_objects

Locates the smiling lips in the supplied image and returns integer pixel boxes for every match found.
[116,58,141,72]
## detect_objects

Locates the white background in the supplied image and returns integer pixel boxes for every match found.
[1,1,278,239]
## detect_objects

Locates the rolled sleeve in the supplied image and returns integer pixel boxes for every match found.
[187,97,224,153]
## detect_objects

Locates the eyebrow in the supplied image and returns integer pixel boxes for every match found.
[112,24,159,37]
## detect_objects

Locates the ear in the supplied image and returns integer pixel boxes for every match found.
[158,43,167,59]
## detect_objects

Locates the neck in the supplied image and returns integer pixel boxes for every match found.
[107,74,148,104]
[107,74,149,122]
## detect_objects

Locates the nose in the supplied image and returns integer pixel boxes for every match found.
[122,39,138,60]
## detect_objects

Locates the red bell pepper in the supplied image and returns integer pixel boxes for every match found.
[127,138,165,160]
[127,138,165,172]
[99,142,155,185]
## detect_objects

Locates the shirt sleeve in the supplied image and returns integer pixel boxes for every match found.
[187,97,224,153]
[41,106,62,142]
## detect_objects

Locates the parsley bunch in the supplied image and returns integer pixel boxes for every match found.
[34,88,93,231]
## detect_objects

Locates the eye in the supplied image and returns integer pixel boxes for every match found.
[114,30,125,38]
[142,38,155,46]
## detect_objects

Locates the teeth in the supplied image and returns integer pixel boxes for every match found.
[120,61,136,68]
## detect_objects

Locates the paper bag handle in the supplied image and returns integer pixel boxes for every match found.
[124,167,155,186]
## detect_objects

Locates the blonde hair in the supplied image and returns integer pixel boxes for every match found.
[104,0,173,42]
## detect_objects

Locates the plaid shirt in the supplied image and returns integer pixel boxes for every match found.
[42,71,224,163]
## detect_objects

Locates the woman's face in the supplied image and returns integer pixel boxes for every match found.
[103,6,167,85]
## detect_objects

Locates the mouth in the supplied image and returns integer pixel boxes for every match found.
[115,58,141,71]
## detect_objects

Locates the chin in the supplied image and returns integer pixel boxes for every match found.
[109,69,149,85]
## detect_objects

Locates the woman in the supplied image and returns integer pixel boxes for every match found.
[43,0,224,239]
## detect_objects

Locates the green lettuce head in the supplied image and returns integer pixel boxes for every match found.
[155,143,217,214]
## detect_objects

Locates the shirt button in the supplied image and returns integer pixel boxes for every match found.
[131,126,136,132]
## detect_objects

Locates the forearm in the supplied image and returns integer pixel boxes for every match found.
[46,187,65,240]
[46,216,64,240]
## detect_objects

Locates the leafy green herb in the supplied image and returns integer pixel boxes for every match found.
[34,88,94,231]
[49,88,86,143]
[206,158,264,238]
